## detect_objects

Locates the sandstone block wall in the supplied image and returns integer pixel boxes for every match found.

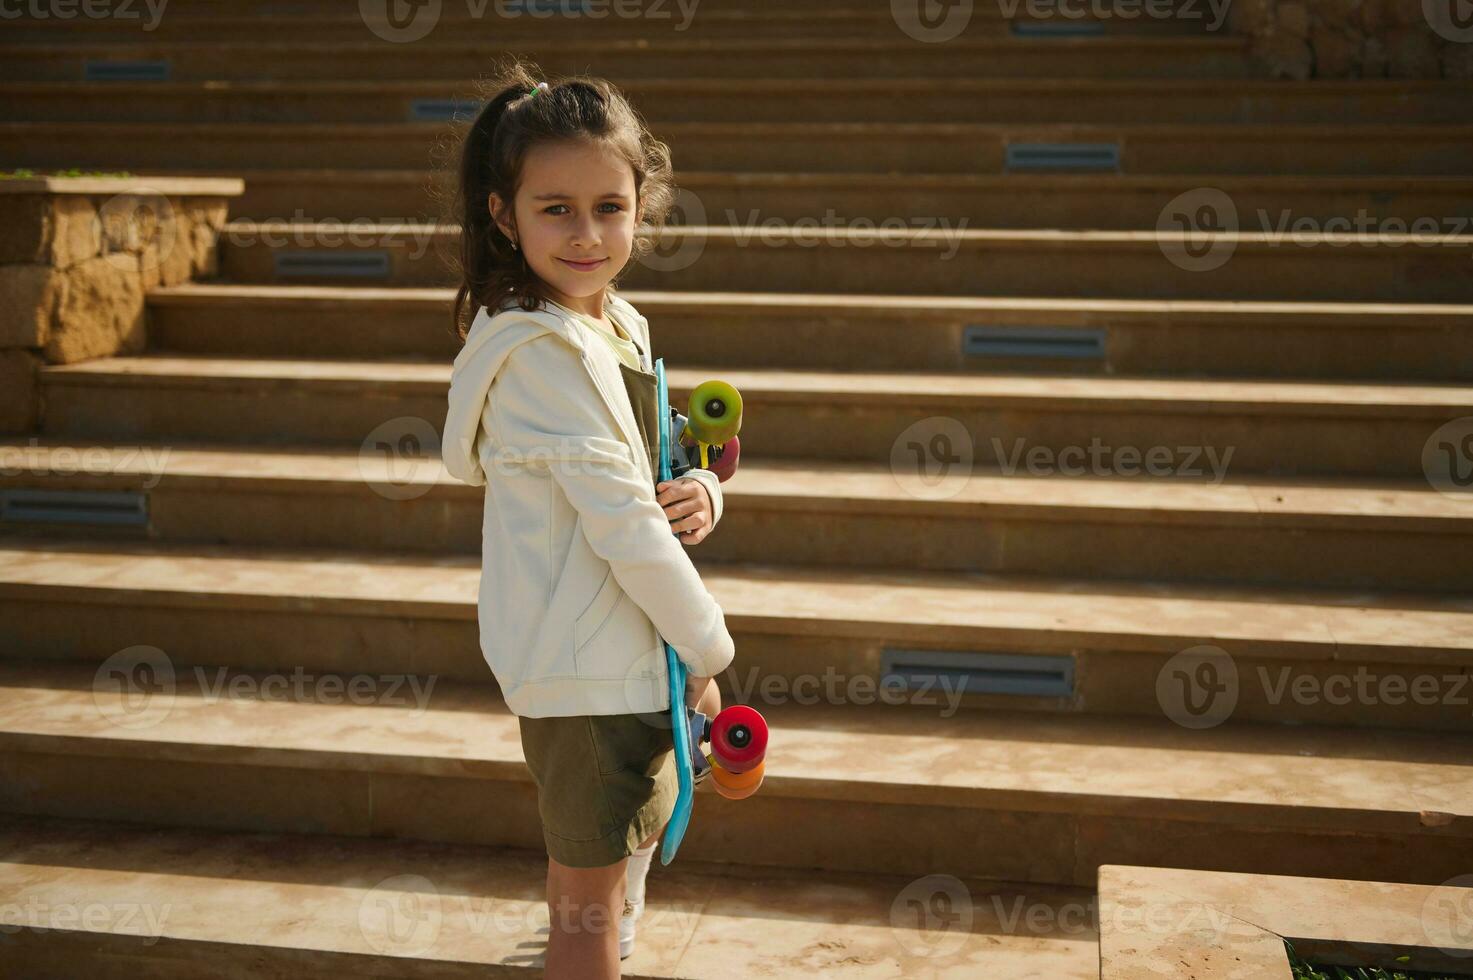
[0,177,243,433]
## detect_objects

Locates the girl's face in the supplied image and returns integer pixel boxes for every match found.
[490,139,640,316]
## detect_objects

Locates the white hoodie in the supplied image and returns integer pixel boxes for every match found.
[442,291,734,718]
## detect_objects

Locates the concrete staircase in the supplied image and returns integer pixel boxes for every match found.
[2,2,1471,976]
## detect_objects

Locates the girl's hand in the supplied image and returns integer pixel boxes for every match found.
[656,478,712,546]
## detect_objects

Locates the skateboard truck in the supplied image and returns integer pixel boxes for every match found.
[685,708,712,785]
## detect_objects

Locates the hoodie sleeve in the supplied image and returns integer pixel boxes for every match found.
[488,333,735,679]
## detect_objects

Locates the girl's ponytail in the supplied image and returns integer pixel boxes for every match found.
[449,62,541,342]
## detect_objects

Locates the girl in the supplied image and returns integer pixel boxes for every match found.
[440,61,733,979]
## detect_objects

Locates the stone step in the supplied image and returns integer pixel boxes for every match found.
[213,221,1473,303]
[146,284,1473,382]
[150,167,1473,230]
[1,438,1463,593]
[0,35,1254,81]
[2,538,1470,730]
[0,5,1226,42]
[3,78,1466,125]
[0,813,1096,979]
[9,120,1470,176]
[33,354,1472,477]
[152,0,1210,15]
[1,659,1468,887]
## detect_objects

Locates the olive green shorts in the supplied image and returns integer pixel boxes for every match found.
[518,710,678,867]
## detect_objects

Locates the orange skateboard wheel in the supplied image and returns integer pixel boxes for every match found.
[709,755,764,800]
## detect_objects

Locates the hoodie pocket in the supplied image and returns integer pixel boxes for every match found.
[574,565,623,652]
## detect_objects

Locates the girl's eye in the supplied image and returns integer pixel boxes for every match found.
[543,203,622,215]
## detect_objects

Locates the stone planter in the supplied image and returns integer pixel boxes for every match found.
[1230,0,1473,78]
[0,175,243,434]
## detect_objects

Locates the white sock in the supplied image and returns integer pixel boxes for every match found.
[626,840,657,907]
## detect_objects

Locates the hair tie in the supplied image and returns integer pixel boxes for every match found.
[527,81,549,99]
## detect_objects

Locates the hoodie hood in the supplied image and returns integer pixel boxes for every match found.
[442,299,588,488]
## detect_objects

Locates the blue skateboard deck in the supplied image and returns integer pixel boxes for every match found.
[655,357,694,866]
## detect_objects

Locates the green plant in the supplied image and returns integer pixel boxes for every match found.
[0,168,134,179]
[1285,939,1470,980]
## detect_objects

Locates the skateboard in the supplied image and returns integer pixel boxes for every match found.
[654,358,769,866]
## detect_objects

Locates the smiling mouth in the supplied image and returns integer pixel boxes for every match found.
[559,257,608,270]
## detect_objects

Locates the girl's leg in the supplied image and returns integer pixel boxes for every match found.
[544,855,626,979]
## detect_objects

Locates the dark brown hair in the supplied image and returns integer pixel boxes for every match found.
[441,58,677,344]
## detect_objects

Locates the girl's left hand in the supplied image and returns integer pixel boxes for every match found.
[657,478,713,546]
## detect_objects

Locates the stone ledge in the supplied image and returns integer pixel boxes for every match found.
[1098,864,1473,978]
[0,176,243,198]
[0,175,242,433]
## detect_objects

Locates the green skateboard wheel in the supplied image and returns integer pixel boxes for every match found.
[686,380,742,447]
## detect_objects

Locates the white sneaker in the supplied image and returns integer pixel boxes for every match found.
[619,895,643,959]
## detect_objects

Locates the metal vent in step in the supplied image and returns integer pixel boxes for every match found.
[503,0,594,11]
[410,98,486,122]
[964,324,1107,360]
[1005,142,1121,172]
[881,649,1075,698]
[0,489,148,526]
[274,251,391,280]
[84,60,172,81]
[1010,20,1107,37]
